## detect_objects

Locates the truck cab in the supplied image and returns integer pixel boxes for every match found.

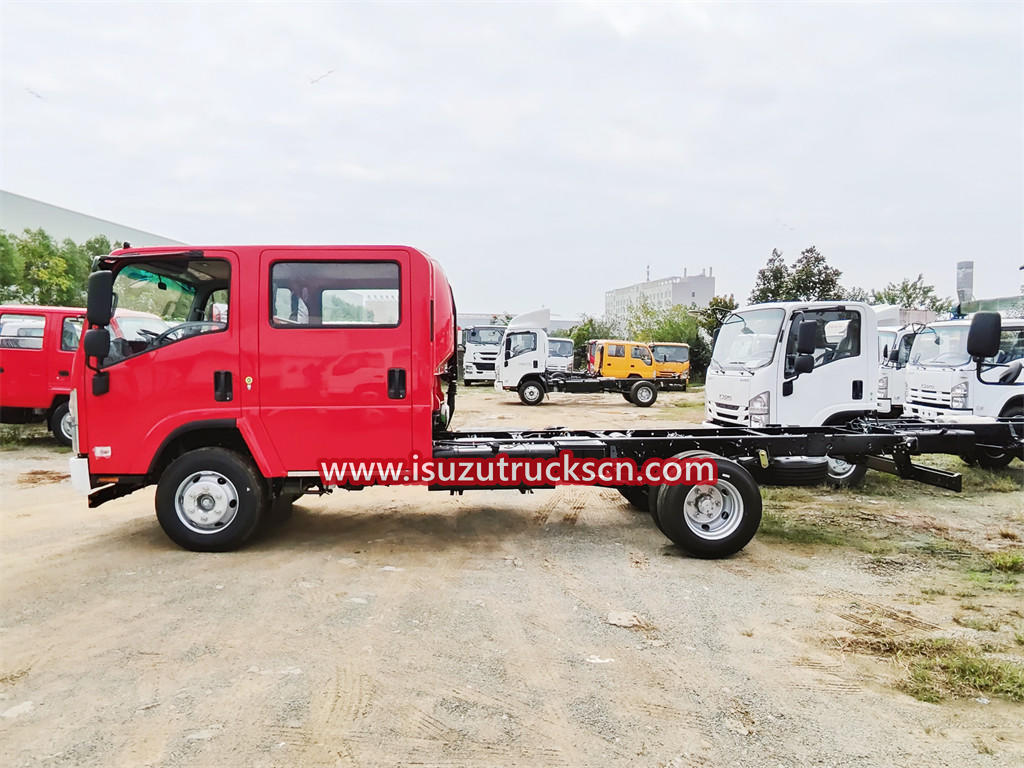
[461,325,505,385]
[903,315,1023,466]
[0,305,86,444]
[876,324,920,416]
[705,301,878,485]
[587,339,656,379]
[650,342,690,389]
[546,337,574,373]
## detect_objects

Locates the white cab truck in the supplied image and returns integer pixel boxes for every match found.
[903,313,1023,467]
[461,325,505,385]
[495,310,660,407]
[547,337,574,373]
[876,324,922,417]
[705,301,880,486]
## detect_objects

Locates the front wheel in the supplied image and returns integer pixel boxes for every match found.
[656,457,762,558]
[629,380,657,408]
[518,380,545,406]
[49,402,73,446]
[155,447,267,551]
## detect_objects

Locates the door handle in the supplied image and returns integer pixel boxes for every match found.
[214,370,233,402]
[852,380,863,400]
[533,360,538,369]
[388,368,406,399]
[58,370,70,377]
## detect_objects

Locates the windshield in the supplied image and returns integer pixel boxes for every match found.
[548,338,574,357]
[651,344,689,363]
[909,325,972,368]
[466,327,504,345]
[106,258,230,362]
[711,309,784,371]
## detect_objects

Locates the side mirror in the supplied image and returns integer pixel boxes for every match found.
[967,312,1000,359]
[87,271,114,326]
[882,344,889,361]
[796,320,816,355]
[83,327,110,361]
[795,354,814,374]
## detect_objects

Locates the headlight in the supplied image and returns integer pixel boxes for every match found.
[877,375,888,399]
[951,381,968,409]
[749,390,770,427]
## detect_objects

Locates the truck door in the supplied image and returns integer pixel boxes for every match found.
[257,250,413,468]
[501,330,542,386]
[629,344,654,377]
[51,314,84,394]
[0,310,48,409]
[603,343,626,377]
[776,307,872,425]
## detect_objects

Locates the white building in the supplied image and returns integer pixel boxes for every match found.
[1,190,182,247]
[605,268,716,326]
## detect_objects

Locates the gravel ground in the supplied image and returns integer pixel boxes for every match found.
[1,386,1022,767]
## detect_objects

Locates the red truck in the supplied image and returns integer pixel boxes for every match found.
[69,245,1023,555]
[1,305,85,444]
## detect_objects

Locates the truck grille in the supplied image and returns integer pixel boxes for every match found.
[475,363,495,372]
[711,401,748,425]
[907,387,952,409]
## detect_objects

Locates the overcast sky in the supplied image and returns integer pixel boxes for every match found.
[1,1,1021,316]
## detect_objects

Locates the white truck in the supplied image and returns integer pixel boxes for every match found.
[902,313,1023,467]
[876,324,922,417]
[461,325,506,385]
[546,336,575,373]
[704,300,880,486]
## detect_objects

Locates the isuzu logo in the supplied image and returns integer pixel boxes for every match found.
[719,394,732,401]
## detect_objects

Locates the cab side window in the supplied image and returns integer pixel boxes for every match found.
[607,344,625,358]
[631,345,652,365]
[896,334,915,368]
[0,313,44,350]
[785,310,862,376]
[271,261,401,328]
[61,317,84,351]
[507,332,537,358]
[997,329,1024,364]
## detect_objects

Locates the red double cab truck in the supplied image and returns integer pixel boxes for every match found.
[69,245,1023,556]
[1,305,85,444]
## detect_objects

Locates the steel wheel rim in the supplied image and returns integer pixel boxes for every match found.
[635,386,654,404]
[524,385,541,402]
[826,456,856,477]
[60,410,74,441]
[681,481,743,541]
[175,471,239,534]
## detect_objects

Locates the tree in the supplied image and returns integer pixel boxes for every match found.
[619,299,712,380]
[871,274,951,314]
[567,314,617,368]
[695,294,738,338]
[787,246,843,301]
[749,246,843,303]
[843,285,871,302]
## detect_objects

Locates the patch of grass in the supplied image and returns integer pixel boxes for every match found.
[920,587,946,596]
[988,551,1024,574]
[999,529,1020,541]
[836,635,1024,703]
[759,508,892,553]
[954,615,1002,632]
[1014,632,1024,647]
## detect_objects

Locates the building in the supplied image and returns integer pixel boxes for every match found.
[1,190,182,247]
[605,268,716,326]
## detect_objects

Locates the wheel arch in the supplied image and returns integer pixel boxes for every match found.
[147,419,259,481]
[999,396,1023,416]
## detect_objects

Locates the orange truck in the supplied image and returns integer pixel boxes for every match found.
[650,342,690,390]
[585,339,656,379]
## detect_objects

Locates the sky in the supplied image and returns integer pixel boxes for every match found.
[1,1,1021,317]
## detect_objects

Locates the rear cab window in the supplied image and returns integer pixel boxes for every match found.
[270,261,400,328]
[0,313,45,350]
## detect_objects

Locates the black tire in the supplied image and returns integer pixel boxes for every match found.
[49,401,73,446]
[656,457,762,558]
[971,406,1022,469]
[617,486,649,511]
[629,380,657,408]
[155,447,267,552]
[824,456,868,488]
[681,381,687,392]
[621,391,635,404]
[518,380,545,405]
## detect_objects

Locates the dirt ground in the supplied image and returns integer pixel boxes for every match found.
[1,385,1022,767]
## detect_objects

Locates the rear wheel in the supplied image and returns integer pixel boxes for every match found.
[49,402,73,446]
[647,450,720,536]
[518,380,545,406]
[630,380,657,408]
[656,457,762,558]
[969,406,1022,469]
[155,447,267,551]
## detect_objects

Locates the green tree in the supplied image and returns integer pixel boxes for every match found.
[749,248,789,303]
[843,285,872,302]
[567,314,617,368]
[749,246,843,303]
[620,299,712,380]
[16,229,75,306]
[870,274,951,313]
[695,294,738,338]
[0,230,27,301]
